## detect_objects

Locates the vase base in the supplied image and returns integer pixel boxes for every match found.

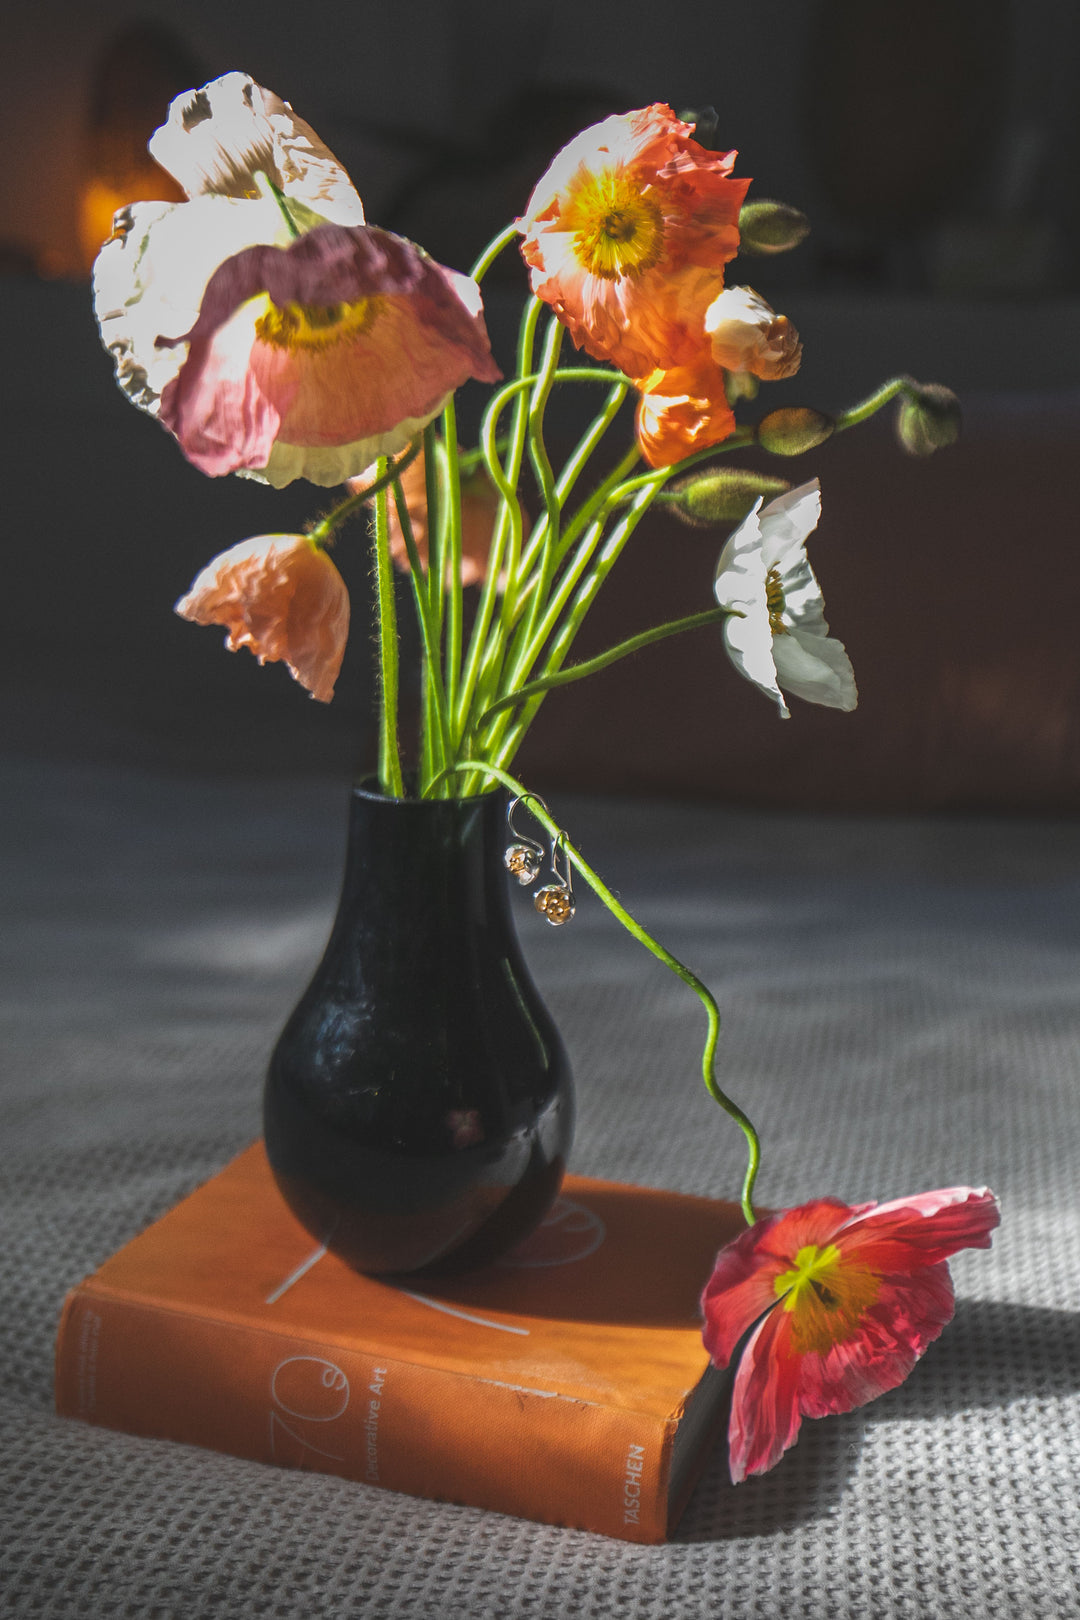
[269,1148,567,1278]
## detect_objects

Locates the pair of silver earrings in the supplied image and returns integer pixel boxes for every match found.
[503,795,576,927]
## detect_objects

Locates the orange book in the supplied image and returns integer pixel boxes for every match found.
[54,1143,744,1542]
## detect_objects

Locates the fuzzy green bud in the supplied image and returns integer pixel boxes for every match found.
[896,383,962,456]
[667,469,791,526]
[738,200,811,256]
[757,407,835,456]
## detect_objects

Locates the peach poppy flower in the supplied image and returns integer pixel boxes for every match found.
[705,286,802,381]
[349,447,525,587]
[633,355,736,468]
[701,1186,1000,1482]
[519,105,749,377]
[174,534,349,702]
[156,224,501,487]
[94,72,366,424]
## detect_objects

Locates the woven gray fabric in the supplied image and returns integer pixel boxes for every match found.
[3,757,1079,1619]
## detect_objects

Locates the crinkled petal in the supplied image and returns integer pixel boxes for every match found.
[705,285,802,381]
[837,1187,1001,1273]
[93,193,288,416]
[634,351,736,468]
[149,71,366,225]
[174,534,349,701]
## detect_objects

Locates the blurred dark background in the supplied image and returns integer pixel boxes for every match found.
[4,0,1080,809]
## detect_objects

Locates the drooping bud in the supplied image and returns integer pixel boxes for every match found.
[667,469,792,526]
[738,200,811,256]
[757,407,835,457]
[896,383,962,456]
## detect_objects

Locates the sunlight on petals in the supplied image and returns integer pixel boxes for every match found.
[519,105,749,376]
[705,285,802,381]
[633,356,736,467]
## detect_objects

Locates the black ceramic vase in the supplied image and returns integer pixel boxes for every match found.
[264,783,575,1276]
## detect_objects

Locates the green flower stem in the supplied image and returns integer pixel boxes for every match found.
[478,606,731,722]
[456,302,545,755]
[422,422,443,632]
[520,319,566,632]
[372,475,404,799]
[391,477,452,783]
[308,440,423,544]
[442,397,464,726]
[469,221,520,282]
[423,760,761,1226]
[835,375,914,433]
[253,170,300,239]
[492,482,663,769]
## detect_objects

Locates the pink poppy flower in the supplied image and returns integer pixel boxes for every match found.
[156,224,501,488]
[519,105,749,377]
[701,1186,1000,1482]
[174,534,349,702]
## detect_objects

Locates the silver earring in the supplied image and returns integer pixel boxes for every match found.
[534,832,575,927]
[504,794,545,886]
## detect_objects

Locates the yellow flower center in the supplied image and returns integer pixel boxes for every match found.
[254,296,382,351]
[773,1243,880,1354]
[563,170,665,281]
[765,565,787,635]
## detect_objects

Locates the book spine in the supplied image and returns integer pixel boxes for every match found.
[55,1285,674,1543]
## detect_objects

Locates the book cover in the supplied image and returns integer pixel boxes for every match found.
[55,1143,743,1542]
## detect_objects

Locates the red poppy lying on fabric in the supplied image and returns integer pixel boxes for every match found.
[700,1186,1000,1481]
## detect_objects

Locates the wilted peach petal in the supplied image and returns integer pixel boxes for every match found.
[705,286,802,381]
[633,357,736,467]
[158,224,500,486]
[174,534,349,701]
[519,105,749,376]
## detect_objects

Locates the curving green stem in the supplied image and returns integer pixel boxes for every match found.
[442,398,464,726]
[834,375,914,433]
[423,760,761,1225]
[478,606,732,723]
[391,477,452,783]
[469,221,521,282]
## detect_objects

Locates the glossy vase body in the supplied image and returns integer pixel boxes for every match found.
[264,785,574,1276]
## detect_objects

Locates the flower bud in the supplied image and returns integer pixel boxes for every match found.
[667,469,791,526]
[706,287,802,382]
[896,383,962,456]
[757,407,835,456]
[737,200,811,256]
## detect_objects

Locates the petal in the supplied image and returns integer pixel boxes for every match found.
[93,193,288,417]
[705,285,802,381]
[149,72,366,225]
[838,1187,1001,1273]
[634,352,736,467]
[727,1307,804,1482]
[158,224,500,484]
[701,1199,860,1367]
[757,479,822,567]
[772,628,858,712]
[795,1264,956,1419]
[174,534,349,702]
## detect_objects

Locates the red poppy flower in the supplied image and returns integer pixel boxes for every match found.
[519,105,749,377]
[174,534,349,702]
[701,1186,1000,1481]
[157,224,501,487]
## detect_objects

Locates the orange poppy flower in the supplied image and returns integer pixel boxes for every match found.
[519,105,749,377]
[174,534,349,702]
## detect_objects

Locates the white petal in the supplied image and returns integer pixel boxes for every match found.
[248,403,451,489]
[723,608,789,717]
[713,500,766,614]
[772,628,858,711]
[149,72,366,226]
[757,479,821,571]
[93,194,286,416]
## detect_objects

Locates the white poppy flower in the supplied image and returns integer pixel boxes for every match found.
[93,72,365,423]
[713,479,857,719]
